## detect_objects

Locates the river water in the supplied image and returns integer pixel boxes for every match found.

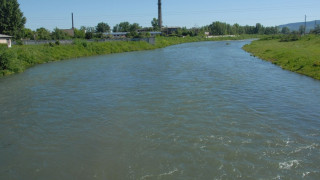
[0,40,320,179]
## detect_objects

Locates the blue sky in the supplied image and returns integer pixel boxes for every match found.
[19,0,320,31]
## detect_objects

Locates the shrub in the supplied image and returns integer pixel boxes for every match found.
[49,42,54,47]
[280,34,301,42]
[55,40,60,45]
[0,50,22,72]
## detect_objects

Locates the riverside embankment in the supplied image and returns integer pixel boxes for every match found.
[0,35,257,77]
[243,34,320,80]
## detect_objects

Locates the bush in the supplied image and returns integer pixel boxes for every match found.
[55,40,60,45]
[72,39,88,48]
[0,50,23,73]
[280,34,301,42]
[49,42,54,47]
[15,40,24,45]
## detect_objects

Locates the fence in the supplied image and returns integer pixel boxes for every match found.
[14,37,155,45]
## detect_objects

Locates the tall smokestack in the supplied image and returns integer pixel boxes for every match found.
[72,13,74,30]
[158,0,162,29]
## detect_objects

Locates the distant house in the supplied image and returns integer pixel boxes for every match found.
[162,27,181,35]
[0,34,13,48]
[61,29,75,37]
[104,32,129,38]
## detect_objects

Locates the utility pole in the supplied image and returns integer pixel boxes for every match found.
[304,15,307,35]
[158,0,162,29]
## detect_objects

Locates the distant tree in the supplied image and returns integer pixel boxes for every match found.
[96,22,110,33]
[255,23,265,34]
[81,26,95,33]
[208,21,228,35]
[299,25,305,35]
[264,26,279,35]
[74,28,85,39]
[35,27,51,40]
[311,25,320,34]
[85,32,93,39]
[129,23,141,32]
[51,28,70,40]
[151,18,160,31]
[281,27,290,34]
[0,0,27,39]
[113,22,130,32]
[23,28,35,40]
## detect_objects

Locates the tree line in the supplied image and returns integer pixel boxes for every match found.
[1,0,319,41]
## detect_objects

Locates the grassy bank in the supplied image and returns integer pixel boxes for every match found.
[243,34,320,80]
[0,35,259,77]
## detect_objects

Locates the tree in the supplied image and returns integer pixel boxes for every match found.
[23,28,35,40]
[255,23,265,34]
[281,27,290,34]
[311,25,320,34]
[299,25,305,35]
[0,0,27,39]
[51,28,70,40]
[35,27,51,40]
[113,22,130,32]
[74,28,85,39]
[208,21,228,35]
[151,18,160,31]
[96,22,110,33]
[129,23,141,32]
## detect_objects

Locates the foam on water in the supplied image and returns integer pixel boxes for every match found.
[279,160,301,170]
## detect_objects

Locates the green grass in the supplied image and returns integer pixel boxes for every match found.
[0,35,261,77]
[243,34,320,80]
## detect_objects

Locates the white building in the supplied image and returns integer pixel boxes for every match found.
[0,34,12,48]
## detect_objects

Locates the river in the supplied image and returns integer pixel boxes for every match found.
[0,40,320,179]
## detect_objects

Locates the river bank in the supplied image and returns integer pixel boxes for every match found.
[243,34,320,80]
[0,35,259,77]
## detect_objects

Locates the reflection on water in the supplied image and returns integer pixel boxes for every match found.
[1,40,320,179]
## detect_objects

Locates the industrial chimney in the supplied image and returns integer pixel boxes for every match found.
[158,0,162,29]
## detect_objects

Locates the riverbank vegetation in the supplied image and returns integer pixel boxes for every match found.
[243,34,320,80]
[0,35,260,77]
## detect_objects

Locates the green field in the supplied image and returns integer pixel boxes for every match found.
[243,35,320,80]
[0,35,260,77]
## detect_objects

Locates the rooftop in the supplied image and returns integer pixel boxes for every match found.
[0,34,12,38]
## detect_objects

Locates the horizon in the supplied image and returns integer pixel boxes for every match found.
[19,0,320,31]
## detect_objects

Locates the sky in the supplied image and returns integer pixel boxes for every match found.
[19,0,320,31]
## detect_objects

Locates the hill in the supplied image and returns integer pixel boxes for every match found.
[278,20,320,32]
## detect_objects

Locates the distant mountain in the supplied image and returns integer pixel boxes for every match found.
[278,20,320,32]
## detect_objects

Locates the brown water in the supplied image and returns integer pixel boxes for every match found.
[1,40,320,179]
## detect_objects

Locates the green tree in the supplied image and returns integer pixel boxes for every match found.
[311,25,320,34]
[23,28,35,40]
[255,23,265,34]
[208,21,228,35]
[35,27,51,40]
[96,22,110,33]
[151,18,160,31]
[0,0,27,39]
[51,28,70,40]
[281,27,290,34]
[113,22,130,32]
[74,28,85,39]
[299,25,305,35]
[129,23,141,32]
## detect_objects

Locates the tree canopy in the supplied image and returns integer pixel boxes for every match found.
[96,22,110,33]
[113,22,141,33]
[0,0,26,39]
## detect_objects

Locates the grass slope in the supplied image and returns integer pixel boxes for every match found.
[243,35,320,80]
[0,35,260,77]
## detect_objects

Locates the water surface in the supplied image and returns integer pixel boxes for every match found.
[1,40,320,179]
